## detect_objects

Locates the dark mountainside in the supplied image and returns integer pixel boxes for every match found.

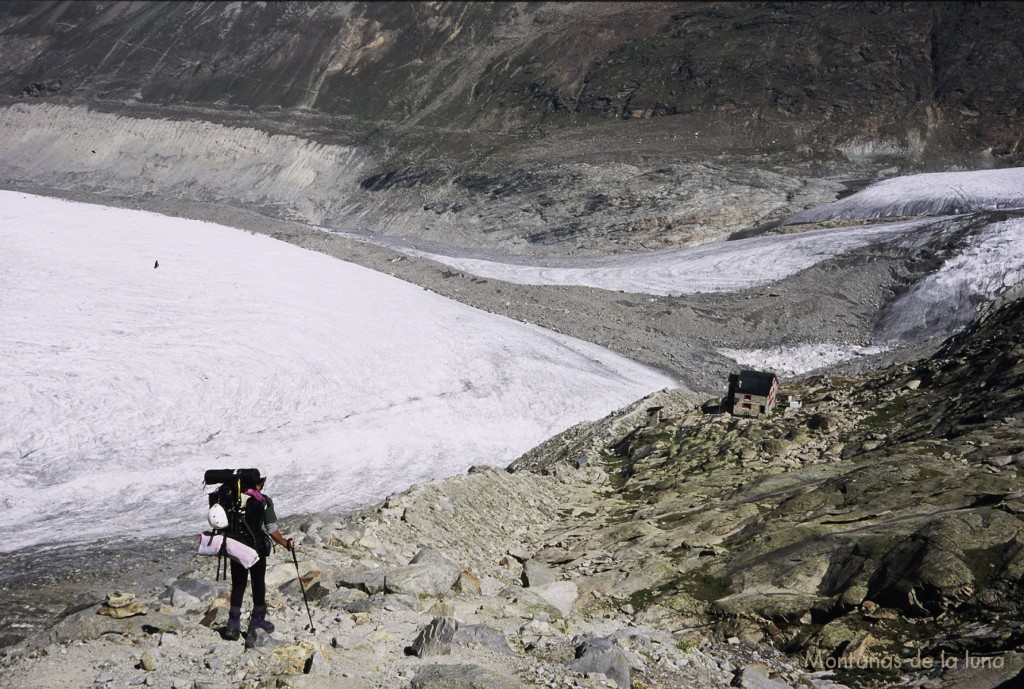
[2,3,1024,688]
[2,1,1022,161]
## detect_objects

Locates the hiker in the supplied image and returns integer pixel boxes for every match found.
[224,469,294,641]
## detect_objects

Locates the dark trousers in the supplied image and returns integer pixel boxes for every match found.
[229,555,266,610]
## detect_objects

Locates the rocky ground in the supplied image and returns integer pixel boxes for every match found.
[0,454,817,689]
[3,294,1022,689]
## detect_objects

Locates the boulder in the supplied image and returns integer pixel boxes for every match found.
[452,624,514,656]
[268,640,318,676]
[410,547,460,570]
[279,570,324,596]
[521,559,557,588]
[384,563,458,597]
[322,587,367,610]
[529,581,579,618]
[160,578,219,610]
[337,568,387,595]
[499,587,564,620]
[281,579,330,604]
[267,561,303,589]
[410,664,521,689]
[567,636,631,689]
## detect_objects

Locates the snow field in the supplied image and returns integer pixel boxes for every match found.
[0,192,675,551]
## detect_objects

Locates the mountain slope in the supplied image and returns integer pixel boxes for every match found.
[2,1,1021,164]
[510,291,1024,672]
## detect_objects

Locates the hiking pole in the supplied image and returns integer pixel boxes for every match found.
[291,543,316,633]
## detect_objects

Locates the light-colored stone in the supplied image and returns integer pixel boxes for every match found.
[530,581,579,618]
[384,563,458,597]
[269,640,318,676]
[522,559,557,588]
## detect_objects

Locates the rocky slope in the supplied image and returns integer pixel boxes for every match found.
[3,295,1022,688]
[515,292,1024,684]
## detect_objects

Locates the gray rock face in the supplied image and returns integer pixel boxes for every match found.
[336,568,387,595]
[567,636,631,689]
[2,2,1020,167]
[410,547,460,570]
[451,625,514,656]
[410,663,522,689]
[521,559,556,588]
[160,579,219,611]
[384,563,459,597]
[408,617,459,658]
[734,664,794,689]
[244,623,277,651]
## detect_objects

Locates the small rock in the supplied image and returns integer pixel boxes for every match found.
[105,592,137,608]
[454,570,482,596]
[245,621,279,650]
[98,601,148,619]
[160,578,218,610]
[140,651,157,672]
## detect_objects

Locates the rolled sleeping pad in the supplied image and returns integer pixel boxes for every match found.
[203,468,261,487]
[204,468,236,485]
[197,532,260,569]
[235,468,261,489]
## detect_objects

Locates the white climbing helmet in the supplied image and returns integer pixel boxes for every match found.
[208,503,229,530]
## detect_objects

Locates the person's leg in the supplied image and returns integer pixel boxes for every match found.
[250,556,266,608]
[249,557,274,632]
[225,558,247,640]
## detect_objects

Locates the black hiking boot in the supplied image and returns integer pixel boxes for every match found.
[251,606,275,633]
[222,607,242,641]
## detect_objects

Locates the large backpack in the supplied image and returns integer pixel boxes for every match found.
[203,468,266,579]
